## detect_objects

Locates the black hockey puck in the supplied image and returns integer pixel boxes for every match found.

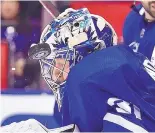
[28,43,51,59]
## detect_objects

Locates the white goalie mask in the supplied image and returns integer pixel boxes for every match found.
[28,8,117,110]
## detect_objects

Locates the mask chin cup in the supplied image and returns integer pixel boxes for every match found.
[28,43,51,60]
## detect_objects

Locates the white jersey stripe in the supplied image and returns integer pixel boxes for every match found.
[103,113,148,133]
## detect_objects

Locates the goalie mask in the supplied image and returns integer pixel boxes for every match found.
[28,8,117,110]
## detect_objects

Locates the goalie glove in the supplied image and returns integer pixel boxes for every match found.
[1,119,48,133]
[1,119,79,133]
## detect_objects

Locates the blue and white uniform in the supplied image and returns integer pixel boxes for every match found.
[123,4,155,65]
[63,45,155,132]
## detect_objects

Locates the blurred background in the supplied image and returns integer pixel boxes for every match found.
[1,0,133,128]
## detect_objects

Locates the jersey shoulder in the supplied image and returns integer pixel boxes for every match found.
[67,45,136,87]
[124,4,143,29]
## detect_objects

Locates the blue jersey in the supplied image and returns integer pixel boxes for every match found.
[123,4,155,63]
[61,45,155,132]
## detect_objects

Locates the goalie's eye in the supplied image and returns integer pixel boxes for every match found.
[74,22,79,27]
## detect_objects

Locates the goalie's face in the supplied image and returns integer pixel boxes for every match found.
[52,58,70,83]
[40,57,70,89]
